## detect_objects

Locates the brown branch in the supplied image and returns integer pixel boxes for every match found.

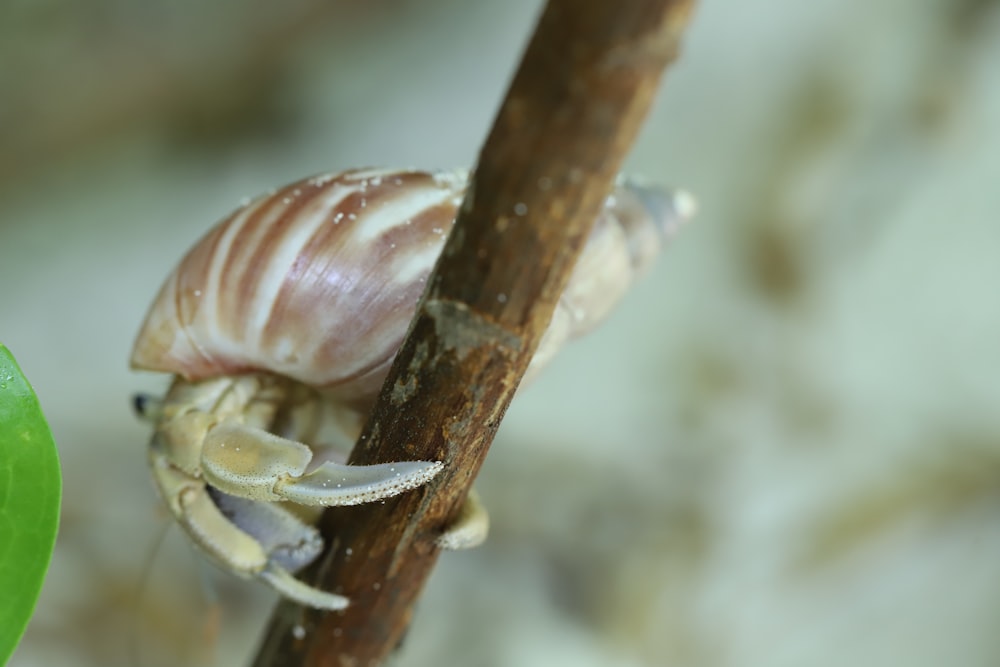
[252,0,696,664]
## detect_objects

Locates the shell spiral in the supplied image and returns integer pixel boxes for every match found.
[131,168,690,403]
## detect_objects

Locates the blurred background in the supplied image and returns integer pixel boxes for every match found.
[3,0,1000,665]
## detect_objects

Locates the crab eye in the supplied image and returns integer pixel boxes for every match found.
[132,393,162,422]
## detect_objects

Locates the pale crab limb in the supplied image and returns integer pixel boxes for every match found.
[200,421,443,506]
[151,454,349,610]
[436,488,489,551]
[207,489,323,573]
[208,490,352,610]
[260,565,348,611]
[273,459,445,507]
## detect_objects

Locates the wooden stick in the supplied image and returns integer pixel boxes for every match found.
[252,0,695,664]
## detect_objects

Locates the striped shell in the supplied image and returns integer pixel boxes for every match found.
[131,167,686,404]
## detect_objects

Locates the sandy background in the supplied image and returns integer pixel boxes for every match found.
[3,0,1000,665]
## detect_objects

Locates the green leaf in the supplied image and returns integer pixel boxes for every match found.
[0,344,61,665]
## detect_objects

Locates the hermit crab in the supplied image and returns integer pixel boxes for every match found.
[131,167,693,609]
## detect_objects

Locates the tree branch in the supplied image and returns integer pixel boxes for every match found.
[252,0,696,664]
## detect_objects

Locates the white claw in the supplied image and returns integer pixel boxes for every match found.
[201,421,312,502]
[200,420,442,507]
[274,460,444,507]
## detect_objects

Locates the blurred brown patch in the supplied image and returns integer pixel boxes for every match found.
[0,1,403,193]
[741,72,849,306]
[793,431,1000,573]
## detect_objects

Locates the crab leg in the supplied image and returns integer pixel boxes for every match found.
[200,421,443,506]
[436,489,489,550]
[151,453,350,609]
[259,565,349,610]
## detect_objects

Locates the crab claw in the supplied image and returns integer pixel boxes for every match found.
[200,421,443,506]
[151,455,351,610]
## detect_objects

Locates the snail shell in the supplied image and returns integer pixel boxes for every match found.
[131,168,689,404]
